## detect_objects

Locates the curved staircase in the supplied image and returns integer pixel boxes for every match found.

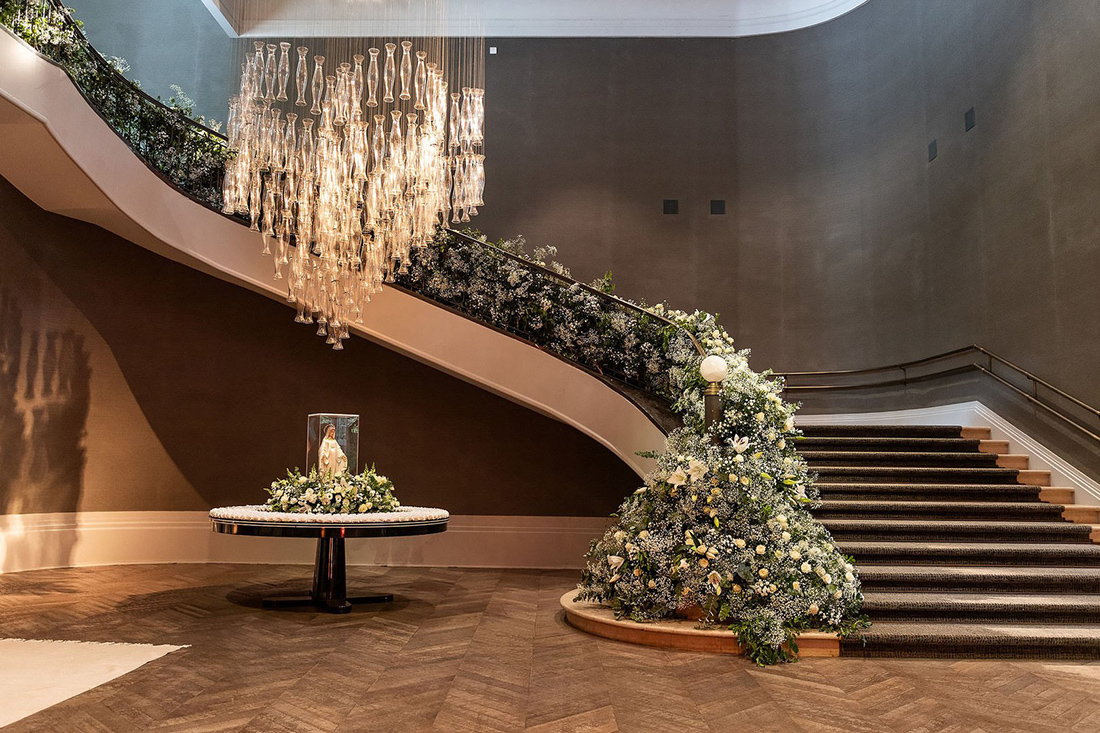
[800,424,1100,658]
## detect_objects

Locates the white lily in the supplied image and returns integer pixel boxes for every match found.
[687,458,708,482]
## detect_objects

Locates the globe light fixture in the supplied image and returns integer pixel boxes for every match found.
[700,354,729,383]
[700,355,728,438]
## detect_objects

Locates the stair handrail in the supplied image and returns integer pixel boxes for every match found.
[775,345,1100,444]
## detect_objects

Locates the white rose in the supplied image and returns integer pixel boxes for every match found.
[755,545,766,555]
[807,603,819,615]
[801,562,812,573]
[607,555,625,570]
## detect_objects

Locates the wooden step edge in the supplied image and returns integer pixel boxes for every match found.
[1040,487,1077,504]
[996,454,1030,470]
[978,440,1010,454]
[961,427,992,440]
[1017,470,1051,487]
[1063,506,1100,524]
[1091,526,1100,544]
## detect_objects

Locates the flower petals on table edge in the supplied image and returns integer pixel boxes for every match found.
[209,505,450,523]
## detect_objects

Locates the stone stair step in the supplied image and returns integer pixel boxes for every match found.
[858,565,1100,593]
[820,518,1091,543]
[818,482,1043,502]
[814,500,1065,521]
[1063,506,1100,524]
[841,621,1100,658]
[861,592,1100,623]
[837,540,1100,566]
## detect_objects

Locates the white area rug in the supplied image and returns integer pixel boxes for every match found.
[0,638,184,727]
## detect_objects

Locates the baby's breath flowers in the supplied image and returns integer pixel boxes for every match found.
[577,310,866,665]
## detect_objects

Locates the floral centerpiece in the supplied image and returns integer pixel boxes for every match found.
[577,310,868,666]
[263,467,401,515]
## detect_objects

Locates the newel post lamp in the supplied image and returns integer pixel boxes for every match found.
[700,355,728,442]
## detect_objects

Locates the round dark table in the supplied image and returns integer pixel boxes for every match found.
[211,509,448,614]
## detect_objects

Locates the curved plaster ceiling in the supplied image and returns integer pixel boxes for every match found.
[201,0,871,38]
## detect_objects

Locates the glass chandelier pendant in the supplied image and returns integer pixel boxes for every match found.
[276,42,290,101]
[223,33,487,350]
[295,46,309,106]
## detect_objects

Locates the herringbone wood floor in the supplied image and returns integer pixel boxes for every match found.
[3,565,1100,732]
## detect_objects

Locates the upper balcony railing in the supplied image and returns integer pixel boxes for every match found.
[0,0,705,411]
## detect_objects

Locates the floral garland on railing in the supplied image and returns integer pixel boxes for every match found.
[0,0,229,206]
[263,467,400,515]
[397,234,676,398]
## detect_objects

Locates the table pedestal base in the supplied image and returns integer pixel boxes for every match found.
[261,536,392,614]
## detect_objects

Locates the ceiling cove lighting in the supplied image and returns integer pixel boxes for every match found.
[220,1,486,349]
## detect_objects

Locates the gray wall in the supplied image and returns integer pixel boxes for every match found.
[64,0,1100,409]
[71,0,235,124]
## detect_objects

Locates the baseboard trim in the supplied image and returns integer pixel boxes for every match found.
[797,400,1100,502]
[0,512,610,575]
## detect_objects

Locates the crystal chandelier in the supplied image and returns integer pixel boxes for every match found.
[221,25,486,350]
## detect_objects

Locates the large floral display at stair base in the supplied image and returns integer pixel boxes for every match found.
[576,309,867,666]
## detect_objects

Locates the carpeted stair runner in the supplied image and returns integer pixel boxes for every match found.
[836,541,1100,566]
[821,482,1043,502]
[840,622,1100,659]
[799,424,1100,659]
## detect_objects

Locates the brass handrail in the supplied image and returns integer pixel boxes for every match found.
[775,345,1100,444]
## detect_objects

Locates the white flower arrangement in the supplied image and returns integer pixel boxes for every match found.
[576,309,868,666]
[262,467,401,515]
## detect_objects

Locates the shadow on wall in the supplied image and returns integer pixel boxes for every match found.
[0,290,92,571]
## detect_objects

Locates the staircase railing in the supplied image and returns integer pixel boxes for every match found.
[0,0,705,407]
[775,345,1100,444]
[395,228,705,400]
